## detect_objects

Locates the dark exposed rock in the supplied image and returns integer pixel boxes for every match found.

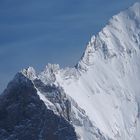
[0,73,77,140]
[34,79,71,121]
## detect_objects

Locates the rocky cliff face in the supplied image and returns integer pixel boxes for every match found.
[0,73,77,140]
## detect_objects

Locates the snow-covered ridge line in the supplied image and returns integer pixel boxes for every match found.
[16,68,110,140]
[22,2,140,81]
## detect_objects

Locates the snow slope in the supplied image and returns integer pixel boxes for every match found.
[40,2,140,140]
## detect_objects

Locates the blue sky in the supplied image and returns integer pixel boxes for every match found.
[0,0,138,92]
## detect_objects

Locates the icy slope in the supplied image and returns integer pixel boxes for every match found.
[21,67,110,140]
[41,2,140,140]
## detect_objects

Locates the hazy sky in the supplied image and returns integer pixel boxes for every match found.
[0,0,138,92]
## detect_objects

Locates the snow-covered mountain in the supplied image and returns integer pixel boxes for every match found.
[0,2,140,140]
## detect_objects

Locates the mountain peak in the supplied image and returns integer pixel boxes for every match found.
[1,3,140,140]
[132,2,140,9]
[130,2,140,18]
[77,2,140,72]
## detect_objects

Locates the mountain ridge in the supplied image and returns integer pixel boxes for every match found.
[1,2,140,140]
